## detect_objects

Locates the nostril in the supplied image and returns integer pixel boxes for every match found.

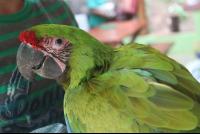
[32,56,47,70]
[32,64,41,70]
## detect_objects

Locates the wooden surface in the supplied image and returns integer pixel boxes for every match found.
[88,20,147,44]
[150,43,174,54]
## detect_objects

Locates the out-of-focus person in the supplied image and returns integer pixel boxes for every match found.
[116,0,138,20]
[0,0,77,133]
[86,0,116,28]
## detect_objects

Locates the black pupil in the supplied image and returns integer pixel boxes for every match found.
[56,39,62,45]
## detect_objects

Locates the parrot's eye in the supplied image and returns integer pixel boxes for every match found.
[55,39,63,46]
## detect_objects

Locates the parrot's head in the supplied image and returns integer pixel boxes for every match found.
[17,24,114,87]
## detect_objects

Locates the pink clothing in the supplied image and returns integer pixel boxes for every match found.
[119,0,138,14]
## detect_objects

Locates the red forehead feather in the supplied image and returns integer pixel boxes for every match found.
[18,30,44,50]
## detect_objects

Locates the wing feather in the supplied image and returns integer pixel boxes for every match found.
[147,69,178,85]
[148,82,194,111]
[163,111,198,130]
[88,66,199,132]
[65,43,200,133]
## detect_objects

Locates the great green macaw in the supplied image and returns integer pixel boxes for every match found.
[17,24,200,133]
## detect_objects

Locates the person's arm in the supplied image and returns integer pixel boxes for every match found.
[90,9,113,19]
[86,0,114,19]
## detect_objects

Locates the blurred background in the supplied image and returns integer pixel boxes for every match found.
[66,0,200,81]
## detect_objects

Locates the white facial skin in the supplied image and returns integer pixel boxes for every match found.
[27,36,71,73]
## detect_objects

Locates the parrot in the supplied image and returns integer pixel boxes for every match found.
[16,24,200,133]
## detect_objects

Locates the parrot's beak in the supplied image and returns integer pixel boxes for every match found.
[17,43,63,82]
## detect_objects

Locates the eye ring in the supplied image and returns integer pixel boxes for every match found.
[55,39,63,46]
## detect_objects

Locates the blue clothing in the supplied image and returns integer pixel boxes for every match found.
[86,0,108,27]
[186,59,200,83]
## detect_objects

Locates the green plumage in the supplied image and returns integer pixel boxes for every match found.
[29,24,200,133]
